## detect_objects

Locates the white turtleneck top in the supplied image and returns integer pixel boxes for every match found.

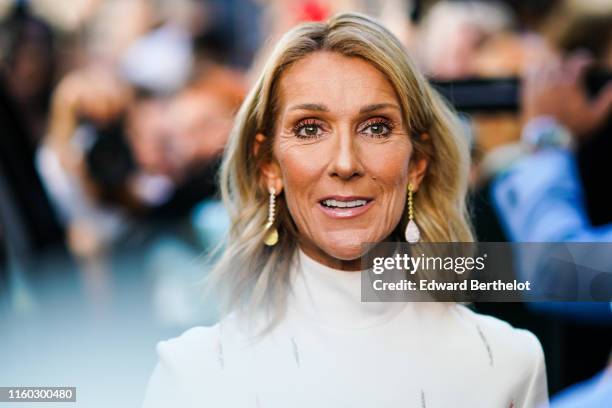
[143,249,548,408]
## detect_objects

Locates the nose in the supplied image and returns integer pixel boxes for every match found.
[328,126,364,181]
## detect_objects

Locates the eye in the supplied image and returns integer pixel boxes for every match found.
[293,119,325,139]
[359,118,394,138]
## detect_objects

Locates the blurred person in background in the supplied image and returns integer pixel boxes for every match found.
[493,52,612,405]
[491,2,612,404]
[414,0,560,196]
[416,0,516,79]
[548,1,612,229]
[166,77,244,178]
[29,0,247,310]
[493,10,612,309]
[135,75,245,327]
[36,64,133,299]
[32,0,166,268]
[0,2,55,145]
[415,0,558,80]
[0,1,73,317]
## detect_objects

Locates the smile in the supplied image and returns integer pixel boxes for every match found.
[321,199,368,208]
[318,196,374,219]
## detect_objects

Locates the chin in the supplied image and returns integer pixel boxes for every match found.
[325,246,363,261]
[318,232,378,261]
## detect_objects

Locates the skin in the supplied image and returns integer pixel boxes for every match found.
[258,51,427,271]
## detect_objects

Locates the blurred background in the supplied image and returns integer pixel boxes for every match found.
[0,0,611,406]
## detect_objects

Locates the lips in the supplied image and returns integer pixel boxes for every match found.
[321,198,368,208]
[318,196,374,219]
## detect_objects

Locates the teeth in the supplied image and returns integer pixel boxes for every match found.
[322,199,368,208]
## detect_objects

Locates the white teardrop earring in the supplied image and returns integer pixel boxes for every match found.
[263,187,279,246]
[405,183,421,243]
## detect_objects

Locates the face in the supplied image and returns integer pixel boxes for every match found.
[127,98,175,177]
[261,51,426,270]
[168,90,233,169]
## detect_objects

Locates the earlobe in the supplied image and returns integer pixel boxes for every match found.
[262,161,283,195]
[255,133,284,194]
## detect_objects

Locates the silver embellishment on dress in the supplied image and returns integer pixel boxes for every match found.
[291,337,300,367]
[421,389,427,408]
[476,325,494,367]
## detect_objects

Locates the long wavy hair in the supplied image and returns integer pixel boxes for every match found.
[208,12,473,328]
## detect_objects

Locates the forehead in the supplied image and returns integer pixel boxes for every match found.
[276,51,400,113]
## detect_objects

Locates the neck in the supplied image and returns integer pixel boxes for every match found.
[288,248,407,329]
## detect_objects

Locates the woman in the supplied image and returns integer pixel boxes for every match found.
[143,13,548,408]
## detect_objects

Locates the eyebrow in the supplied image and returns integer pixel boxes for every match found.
[288,103,401,113]
[289,103,329,112]
[359,103,401,114]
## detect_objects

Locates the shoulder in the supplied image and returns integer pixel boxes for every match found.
[152,313,254,377]
[143,314,264,408]
[143,325,222,408]
[448,305,548,405]
[155,325,223,375]
[403,304,548,406]
[449,304,545,372]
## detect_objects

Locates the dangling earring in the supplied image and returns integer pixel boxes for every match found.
[263,187,279,246]
[405,183,421,243]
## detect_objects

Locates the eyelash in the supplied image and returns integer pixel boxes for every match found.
[292,117,395,139]
[292,119,324,139]
[359,118,395,138]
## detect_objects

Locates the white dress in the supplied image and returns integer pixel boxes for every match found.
[143,249,549,408]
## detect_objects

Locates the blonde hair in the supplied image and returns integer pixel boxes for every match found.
[208,12,473,326]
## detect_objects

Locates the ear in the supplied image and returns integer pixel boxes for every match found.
[409,133,429,191]
[254,133,284,194]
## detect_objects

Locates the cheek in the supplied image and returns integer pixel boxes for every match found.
[277,143,322,193]
[274,142,326,224]
[366,141,412,190]
[365,142,413,223]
